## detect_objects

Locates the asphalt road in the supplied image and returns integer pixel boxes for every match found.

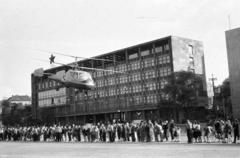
[0,142,239,158]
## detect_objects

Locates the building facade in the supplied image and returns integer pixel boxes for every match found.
[32,36,207,124]
[226,28,240,119]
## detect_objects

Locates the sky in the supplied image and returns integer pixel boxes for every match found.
[0,0,240,99]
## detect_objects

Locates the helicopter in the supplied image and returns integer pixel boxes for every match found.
[33,52,124,91]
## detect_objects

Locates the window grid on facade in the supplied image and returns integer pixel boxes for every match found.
[38,88,66,107]
[158,67,172,77]
[147,94,157,103]
[144,70,156,79]
[143,58,155,67]
[158,55,171,65]
[155,46,163,53]
[130,61,140,70]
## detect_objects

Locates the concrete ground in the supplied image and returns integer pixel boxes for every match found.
[0,142,239,158]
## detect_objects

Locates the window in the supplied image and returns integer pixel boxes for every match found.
[117,64,127,72]
[144,71,155,79]
[51,98,54,105]
[164,44,170,51]
[97,71,103,77]
[92,72,97,78]
[159,80,168,89]
[120,86,128,94]
[155,46,163,53]
[130,61,140,70]
[96,80,101,87]
[131,73,141,81]
[99,90,105,97]
[158,67,171,77]
[129,53,138,59]
[147,94,157,103]
[188,45,195,70]
[158,55,171,65]
[106,67,114,75]
[45,81,48,89]
[108,88,116,96]
[141,49,150,56]
[188,45,194,57]
[108,77,115,85]
[146,82,156,90]
[135,95,143,104]
[144,58,155,67]
[53,81,56,87]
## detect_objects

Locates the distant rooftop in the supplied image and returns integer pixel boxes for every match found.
[8,95,31,102]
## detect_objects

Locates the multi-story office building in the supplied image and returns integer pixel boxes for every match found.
[226,28,240,119]
[31,36,207,124]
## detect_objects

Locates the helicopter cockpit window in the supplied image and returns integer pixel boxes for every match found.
[45,81,48,89]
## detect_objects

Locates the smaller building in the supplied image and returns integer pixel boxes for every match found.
[1,95,32,126]
[8,95,31,106]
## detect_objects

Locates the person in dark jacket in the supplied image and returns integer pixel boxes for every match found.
[169,119,175,141]
[233,119,239,143]
[162,120,169,141]
[186,120,193,143]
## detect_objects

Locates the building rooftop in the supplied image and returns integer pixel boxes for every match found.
[8,95,31,102]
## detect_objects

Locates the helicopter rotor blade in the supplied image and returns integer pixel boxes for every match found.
[32,48,117,63]
[33,58,74,68]
[33,58,125,74]
[52,51,116,62]
[77,66,126,74]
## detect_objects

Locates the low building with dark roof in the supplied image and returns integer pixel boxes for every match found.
[8,95,31,106]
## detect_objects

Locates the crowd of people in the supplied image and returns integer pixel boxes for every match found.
[0,119,239,144]
[186,119,239,144]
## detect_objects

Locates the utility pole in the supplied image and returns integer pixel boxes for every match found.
[209,74,217,95]
[209,74,217,111]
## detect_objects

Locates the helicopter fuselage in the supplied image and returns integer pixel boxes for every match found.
[48,69,95,90]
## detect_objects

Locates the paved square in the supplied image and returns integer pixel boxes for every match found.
[0,142,239,158]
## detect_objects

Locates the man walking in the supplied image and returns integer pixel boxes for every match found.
[233,119,239,143]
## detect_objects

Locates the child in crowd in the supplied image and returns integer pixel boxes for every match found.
[173,126,181,142]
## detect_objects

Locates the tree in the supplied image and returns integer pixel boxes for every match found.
[1,99,10,108]
[215,78,232,118]
[162,71,207,122]
[221,78,231,98]
[1,100,33,126]
[163,71,204,107]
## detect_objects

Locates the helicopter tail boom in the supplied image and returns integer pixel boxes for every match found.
[33,68,53,77]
